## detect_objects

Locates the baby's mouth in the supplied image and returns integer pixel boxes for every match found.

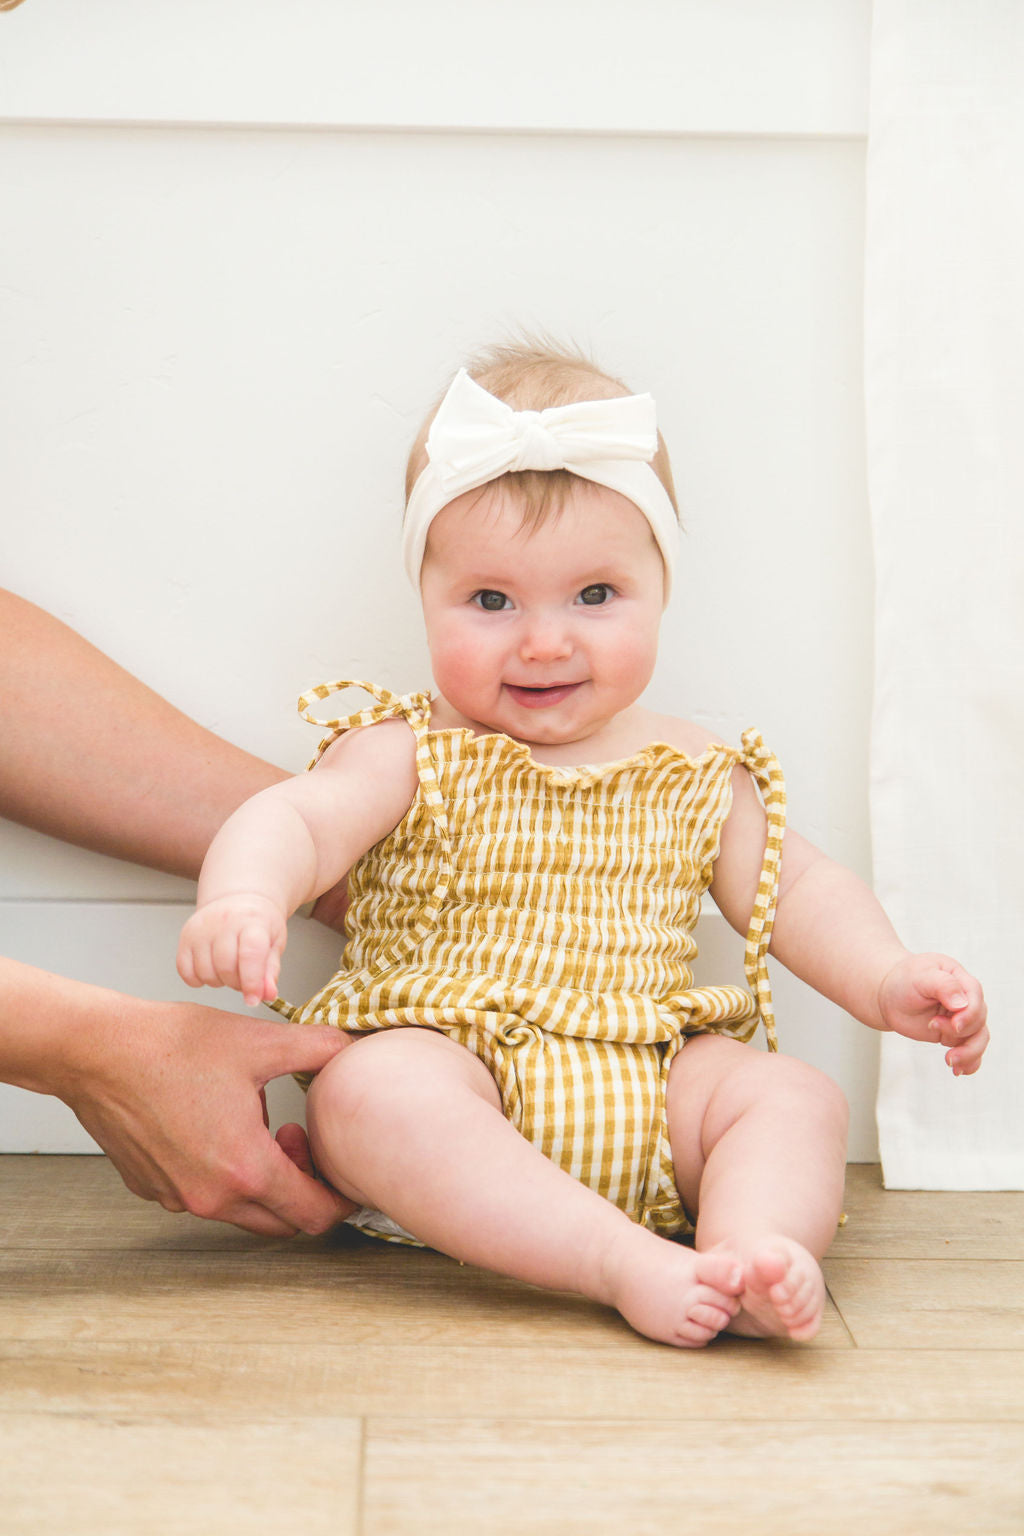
[504,682,582,709]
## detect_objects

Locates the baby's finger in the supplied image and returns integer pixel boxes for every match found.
[176,939,200,989]
[949,1006,987,1042]
[189,933,226,990]
[176,913,215,989]
[947,1022,989,1076]
[236,924,273,1006]
[922,965,969,1014]
[262,949,282,1003]
[928,1015,958,1047]
[210,929,245,993]
[945,990,987,1053]
[932,962,986,1019]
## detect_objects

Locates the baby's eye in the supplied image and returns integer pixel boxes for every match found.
[578,583,612,606]
[473,589,511,612]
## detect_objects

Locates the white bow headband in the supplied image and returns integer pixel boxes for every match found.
[403,369,679,597]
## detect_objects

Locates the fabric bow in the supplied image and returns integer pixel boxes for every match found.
[427,368,659,494]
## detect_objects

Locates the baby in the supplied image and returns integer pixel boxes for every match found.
[178,341,988,1346]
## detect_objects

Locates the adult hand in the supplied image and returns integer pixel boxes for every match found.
[58,991,355,1235]
[311,877,350,937]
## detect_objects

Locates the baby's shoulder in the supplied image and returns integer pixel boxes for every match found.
[637,708,730,761]
[314,713,420,796]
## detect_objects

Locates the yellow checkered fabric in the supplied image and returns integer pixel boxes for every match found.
[277,680,786,1241]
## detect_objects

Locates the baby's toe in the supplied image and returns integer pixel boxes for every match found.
[677,1316,723,1348]
[770,1268,822,1337]
[749,1247,790,1293]
[690,1300,734,1334]
[695,1250,745,1295]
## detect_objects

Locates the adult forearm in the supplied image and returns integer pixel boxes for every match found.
[0,590,287,879]
[0,955,118,1097]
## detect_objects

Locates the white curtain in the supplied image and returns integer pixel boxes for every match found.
[867,1,1024,1188]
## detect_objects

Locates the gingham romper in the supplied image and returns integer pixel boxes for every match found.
[278,680,786,1243]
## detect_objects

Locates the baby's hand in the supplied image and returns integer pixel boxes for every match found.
[877,954,988,1076]
[177,894,288,1007]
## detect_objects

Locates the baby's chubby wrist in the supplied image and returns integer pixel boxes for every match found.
[193,890,286,926]
[873,950,914,1032]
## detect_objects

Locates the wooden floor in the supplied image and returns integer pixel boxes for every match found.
[0,1157,1021,1535]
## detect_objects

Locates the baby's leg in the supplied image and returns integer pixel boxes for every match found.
[306,1027,745,1348]
[667,1035,849,1340]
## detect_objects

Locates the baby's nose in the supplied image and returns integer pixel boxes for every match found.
[519,614,573,661]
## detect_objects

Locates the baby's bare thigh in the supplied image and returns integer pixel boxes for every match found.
[304,1028,504,1211]
[317,1026,503,1113]
[666,1034,844,1213]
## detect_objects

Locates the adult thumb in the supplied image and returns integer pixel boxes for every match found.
[257,1019,347,1084]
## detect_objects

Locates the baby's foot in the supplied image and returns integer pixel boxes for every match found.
[597,1225,745,1348]
[728,1237,826,1341]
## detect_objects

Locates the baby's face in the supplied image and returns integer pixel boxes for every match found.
[419,480,665,750]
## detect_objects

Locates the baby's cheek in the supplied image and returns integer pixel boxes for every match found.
[606,632,658,696]
[429,630,493,711]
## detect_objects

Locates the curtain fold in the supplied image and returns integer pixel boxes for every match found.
[866,1,1024,1187]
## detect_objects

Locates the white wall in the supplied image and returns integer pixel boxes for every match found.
[0,1,879,1156]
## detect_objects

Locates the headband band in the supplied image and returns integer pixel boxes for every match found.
[403,369,679,597]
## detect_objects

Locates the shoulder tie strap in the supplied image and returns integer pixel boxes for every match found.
[296,680,453,947]
[738,730,787,1052]
[297,679,432,768]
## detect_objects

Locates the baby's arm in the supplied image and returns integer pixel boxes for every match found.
[177,720,419,1005]
[710,766,988,1075]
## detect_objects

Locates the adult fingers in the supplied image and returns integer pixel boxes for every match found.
[310,878,350,936]
[171,1130,349,1236]
[276,1121,316,1176]
[252,1018,350,1086]
[245,1134,354,1235]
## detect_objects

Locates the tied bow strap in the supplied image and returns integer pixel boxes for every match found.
[403,369,680,599]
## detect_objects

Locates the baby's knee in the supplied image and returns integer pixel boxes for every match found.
[308,1028,424,1128]
[760,1053,849,1136]
[307,1026,497,1134]
[697,1044,848,1143]
[305,1030,432,1203]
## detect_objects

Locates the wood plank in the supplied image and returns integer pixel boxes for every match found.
[0,1245,849,1350]
[0,1413,361,1536]
[0,1153,342,1252]
[12,1157,1019,1262]
[826,1258,1024,1348]
[4,1154,1022,1534]
[833,1164,1024,1259]
[1,1341,1021,1424]
[361,1419,1024,1536]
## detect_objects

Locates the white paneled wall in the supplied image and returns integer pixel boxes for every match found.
[0,1,879,1155]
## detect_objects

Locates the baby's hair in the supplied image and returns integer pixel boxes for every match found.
[405,336,680,530]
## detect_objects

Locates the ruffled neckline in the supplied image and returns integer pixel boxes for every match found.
[411,692,743,790]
